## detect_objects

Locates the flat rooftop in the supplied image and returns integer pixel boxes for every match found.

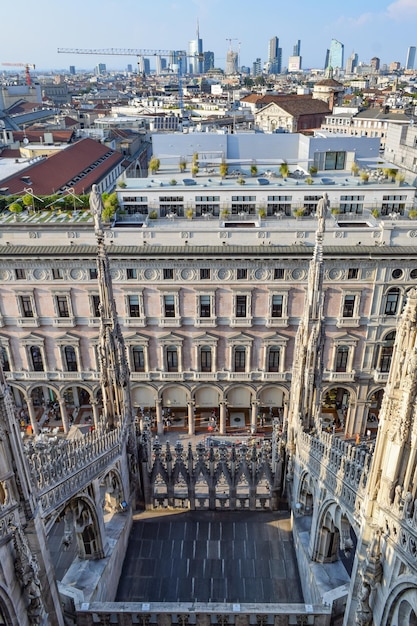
[116,510,304,604]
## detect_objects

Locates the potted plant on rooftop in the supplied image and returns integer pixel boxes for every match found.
[351,162,360,177]
[250,164,258,177]
[279,161,289,179]
[148,156,160,175]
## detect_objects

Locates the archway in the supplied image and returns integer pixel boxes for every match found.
[384,583,417,626]
[131,385,157,427]
[312,501,357,572]
[225,385,253,431]
[366,388,384,436]
[62,384,95,427]
[193,385,221,432]
[161,385,189,431]
[258,385,287,431]
[321,387,351,432]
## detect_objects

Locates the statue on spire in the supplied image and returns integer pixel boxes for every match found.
[89,184,104,234]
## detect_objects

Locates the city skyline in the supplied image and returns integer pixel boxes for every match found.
[1,0,417,72]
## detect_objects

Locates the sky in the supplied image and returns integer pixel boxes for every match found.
[1,0,417,72]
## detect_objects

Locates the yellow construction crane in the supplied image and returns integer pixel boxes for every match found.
[2,62,35,86]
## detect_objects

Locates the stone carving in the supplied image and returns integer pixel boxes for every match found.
[12,525,45,624]
[89,184,104,234]
[355,582,372,626]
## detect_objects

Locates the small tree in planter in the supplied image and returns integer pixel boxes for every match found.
[22,194,34,212]
[8,202,23,219]
[309,165,318,176]
[351,162,360,177]
[219,161,228,179]
[331,207,341,215]
[395,172,406,186]
[279,161,289,179]
[220,208,230,219]
[148,156,160,174]
[185,208,193,220]
[408,209,417,219]
[170,179,178,186]
[360,171,369,183]
[250,164,258,177]
[148,210,158,219]
[258,207,267,219]
[371,208,380,218]
[237,177,246,185]
[191,164,199,177]
[117,180,127,188]
[179,159,187,173]
[293,208,305,218]
[305,177,314,185]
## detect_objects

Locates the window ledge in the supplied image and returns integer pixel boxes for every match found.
[336,317,360,328]
[158,318,182,327]
[230,317,253,327]
[265,317,289,327]
[52,317,76,327]
[17,317,39,327]
[124,317,146,327]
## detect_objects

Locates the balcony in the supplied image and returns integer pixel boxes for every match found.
[373,370,389,383]
[130,372,151,381]
[261,372,288,381]
[193,372,218,381]
[227,372,253,381]
[336,317,360,329]
[323,370,356,382]
[17,316,40,328]
[52,317,76,328]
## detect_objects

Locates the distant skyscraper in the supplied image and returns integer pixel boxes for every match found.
[345,52,358,74]
[370,57,380,72]
[293,40,301,57]
[328,39,344,70]
[188,21,203,74]
[69,65,75,75]
[406,46,416,69]
[225,49,239,75]
[127,64,133,73]
[203,51,214,73]
[94,63,106,76]
[252,58,262,76]
[324,50,330,70]
[268,36,282,74]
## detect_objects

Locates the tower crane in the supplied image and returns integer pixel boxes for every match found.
[1,62,35,86]
[57,48,203,117]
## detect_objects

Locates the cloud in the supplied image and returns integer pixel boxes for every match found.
[336,12,374,28]
[385,0,417,20]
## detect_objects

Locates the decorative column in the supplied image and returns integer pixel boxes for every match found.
[58,397,70,434]
[26,396,39,436]
[219,402,227,435]
[156,399,163,436]
[90,400,100,428]
[251,401,258,434]
[282,400,289,430]
[187,401,195,436]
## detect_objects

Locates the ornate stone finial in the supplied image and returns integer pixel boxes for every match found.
[355,581,373,626]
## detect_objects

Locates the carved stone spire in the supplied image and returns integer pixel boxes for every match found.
[367,287,417,507]
[89,187,133,429]
[287,194,329,441]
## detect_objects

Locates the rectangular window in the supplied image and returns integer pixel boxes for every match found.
[237,269,247,280]
[267,196,292,216]
[132,347,145,372]
[163,268,174,280]
[236,295,247,318]
[385,291,399,315]
[200,268,211,280]
[324,151,346,170]
[16,269,26,280]
[128,295,140,317]
[91,295,100,317]
[20,296,33,318]
[89,268,98,280]
[343,295,355,317]
[234,348,246,372]
[199,295,211,317]
[56,296,70,317]
[274,268,285,279]
[348,268,359,279]
[127,268,137,279]
[167,347,178,371]
[52,268,63,280]
[164,295,175,317]
[271,295,283,318]
[201,348,212,372]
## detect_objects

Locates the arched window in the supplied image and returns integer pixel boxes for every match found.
[268,347,280,372]
[234,346,246,372]
[200,346,212,372]
[336,346,349,372]
[380,331,396,372]
[385,287,400,315]
[132,346,145,372]
[166,346,178,372]
[64,346,78,372]
[30,346,43,371]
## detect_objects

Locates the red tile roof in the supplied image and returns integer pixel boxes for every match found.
[0,138,123,195]
[12,130,75,144]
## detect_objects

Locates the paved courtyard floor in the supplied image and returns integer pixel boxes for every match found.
[116,509,304,604]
